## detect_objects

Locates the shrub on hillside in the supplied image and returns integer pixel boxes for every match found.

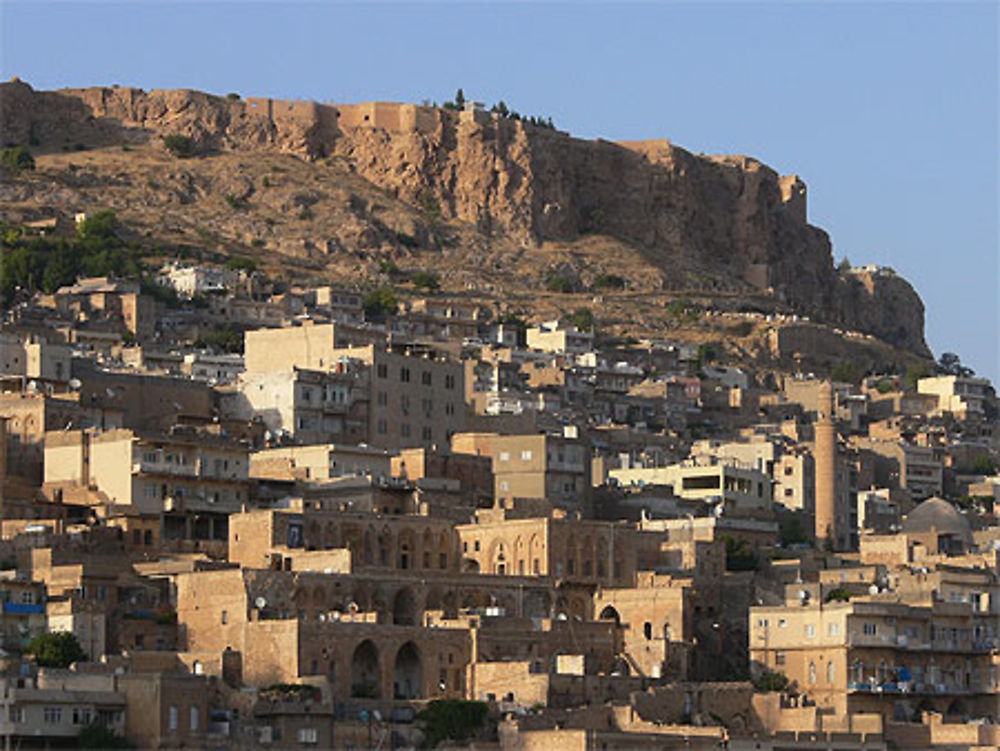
[0,146,35,171]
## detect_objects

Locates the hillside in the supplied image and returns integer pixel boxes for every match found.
[0,78,930,367]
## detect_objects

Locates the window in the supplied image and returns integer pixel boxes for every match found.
[828,622,841,636]
[72,708,92,725]
[421,371,432,386]
[521,450,533,461]
[298,728,318,744]
[445,374,455,390]
[377,391,387,407]
[775,651,786,666]
[168,705,178,731]
[445,402,454,416]
[221,610,228,625]
[474,540,481,552]
[401,423,410,438]
[862,623,877,636]
[805,624,815,638]
[8,706,23,723]
[777,619,787,629]
[499,452,510,462]
[422,427,432,441]
[400,367,411,383]
[44,706,62,724]
[826,661,835,683]
[808,662,816,684]
[377,363,388,379]
[189,706,199,731]
[643,622,652,640]
[377,419,387,435]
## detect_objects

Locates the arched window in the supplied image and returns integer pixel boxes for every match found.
[808,662,816,684]
[826,660,835,684]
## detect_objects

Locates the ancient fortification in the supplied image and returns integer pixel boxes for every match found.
[0,79,928,355]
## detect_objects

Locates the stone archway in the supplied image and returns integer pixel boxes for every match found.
[351,640,380,698]
[599,605,621,624]
[393,587,419,626]
[394,642,423,699]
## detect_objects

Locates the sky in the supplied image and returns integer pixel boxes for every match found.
[2,1,997,383]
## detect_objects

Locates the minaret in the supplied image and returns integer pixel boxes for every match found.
[814,381,837,548]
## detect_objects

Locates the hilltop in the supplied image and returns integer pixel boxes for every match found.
[0,78,930,373]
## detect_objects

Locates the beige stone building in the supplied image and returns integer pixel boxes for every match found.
[44,427,249,543]
[452,431,591,513]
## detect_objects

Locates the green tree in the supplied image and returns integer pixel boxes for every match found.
[754,669,791,693]
[225,256,257,274]
[454,88,466,110]
[544,270,573,293]
[824,586,852,603]
[411,271,440,292]
[41,243,79,292]
[0,146,35,171]
[76,210,118,241]
[27,632,88,668]
[162,134,196,158]
[416,700,488,748]
[723,535,758,572]
[79,720,131,749]
[568,307,594,331]
[363,287,399,321]
[593,273,626,290]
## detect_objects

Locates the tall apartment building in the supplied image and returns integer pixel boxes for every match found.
[749,596,999,721]
[335,345,468,451]
[452,431,591,513]
[43,427,249,543]
[228,367,370,445]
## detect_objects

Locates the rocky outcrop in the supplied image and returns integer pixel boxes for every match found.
[0,79,929,355]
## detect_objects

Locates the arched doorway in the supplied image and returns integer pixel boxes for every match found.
[393,587,419,626]
[599,605,621,624]
[351,640,380,698]
[394,642,423,699]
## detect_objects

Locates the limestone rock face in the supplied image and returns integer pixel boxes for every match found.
[0,80,929,354]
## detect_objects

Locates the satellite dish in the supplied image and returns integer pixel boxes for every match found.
[372,711,382,722]
[868,584,879,596]
[318,613,326,622]
[254,596,267,609]
[68,378,82,390]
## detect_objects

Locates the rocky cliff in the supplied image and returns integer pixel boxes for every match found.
[0,79,929,356]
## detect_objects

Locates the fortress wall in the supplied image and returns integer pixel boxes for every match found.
[779,175,807,223]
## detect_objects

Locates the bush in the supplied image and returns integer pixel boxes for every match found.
[226,256,257,274]
[162,134,196,158]
[544,271,573,293]
[754,669,791,693]
[417,189,441,218]
[723,535,758,572]
[363,287,398,321]
[593,273,626,290]
[298,208,314,220]
[825,586,852,603]
[27,632,88,668]
[568,307,594,331]
[79,721,130,749]
[195,326,244,354]
[76,209,118,241]
[0,146,35,171]
[411,271,440,291]
[417,700,489,748]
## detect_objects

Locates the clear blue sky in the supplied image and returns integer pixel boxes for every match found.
[2,2,997,383]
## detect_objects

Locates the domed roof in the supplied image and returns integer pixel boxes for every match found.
[902,497,973,544]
